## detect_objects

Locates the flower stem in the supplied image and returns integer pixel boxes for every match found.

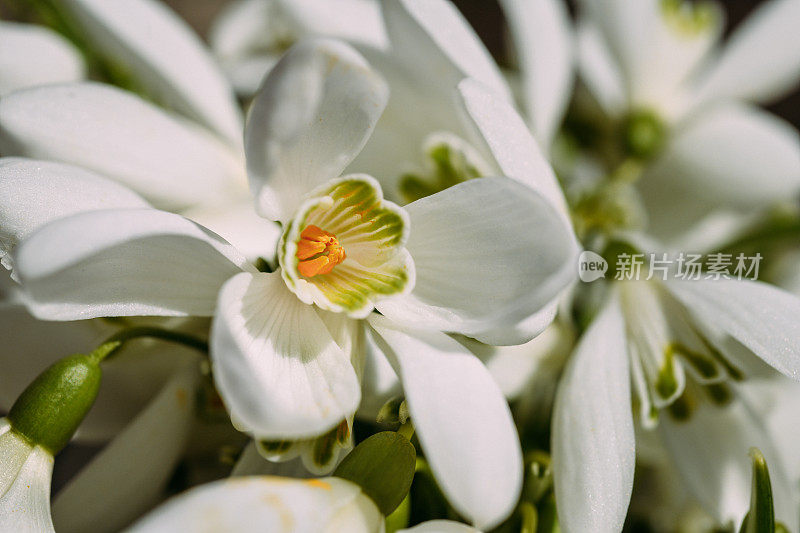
[89,326,209,363]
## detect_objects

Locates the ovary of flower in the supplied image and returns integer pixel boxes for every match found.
[296,225,346,277]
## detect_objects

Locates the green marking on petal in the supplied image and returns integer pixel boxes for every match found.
[399,133,489,203]
[279,175,414,317]
[660,0,719,36]
[655,346,680,401]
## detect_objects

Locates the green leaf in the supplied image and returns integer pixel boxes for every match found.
[334,431,416,516]
[739,448,775,533]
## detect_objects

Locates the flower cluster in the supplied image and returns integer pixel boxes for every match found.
[0,0,798,532]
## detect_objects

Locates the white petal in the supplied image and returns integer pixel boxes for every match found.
[575,21,626,116]
[640,102,800,221]
[0,157,148,276]
[376,178,577,337]
[665,278,800,380]
[659,393,797,529]
[551,294,634,533]
[245,39,388,222]
[209,0,275,60]
[0,423,54,533]
[211,271,361,439]
[0,83,245,210]
[368,316,522,530]
[57,0,242,143]
[0,22,85,96]
[689,0,800,106]
[469,300,558,346]
[52,360,200,533]
[400,521,481,533]
[128,476,382,533]
[183,200,282,264]
[382,0,511,102]
[456,78,573,225]
[281,0,388,49]
[499,0,574,148]
[15,208,249,320]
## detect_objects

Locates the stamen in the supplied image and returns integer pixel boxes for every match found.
[296,225,346,277]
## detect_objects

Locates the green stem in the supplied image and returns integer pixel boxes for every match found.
[89,326,209,363]
[396,421,415,441]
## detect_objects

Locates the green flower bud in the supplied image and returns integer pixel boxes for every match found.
[7,354,102,455]
[622,110,666,160]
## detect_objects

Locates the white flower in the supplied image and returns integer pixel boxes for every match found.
[551,276,800,531]
[573,0,800,240]
[0,21,85,97]
[0,418,55,533]
[125,474,481,533]
[12,39,577,529]
[209,0,388,96]
[126,476,383,533]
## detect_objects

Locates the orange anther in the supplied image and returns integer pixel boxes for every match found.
[296,225,345,277]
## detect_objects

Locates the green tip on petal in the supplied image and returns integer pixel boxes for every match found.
[334,431,416,516]
[8,354,102,455]
[660,0,719,36]
[739,448,775,533]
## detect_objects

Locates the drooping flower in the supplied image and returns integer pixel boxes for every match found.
[209,0,387,96]
[572,0,800,241]
[12,38,578,529]
[552,271,800,531]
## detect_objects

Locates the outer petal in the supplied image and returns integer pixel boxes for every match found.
[665,278,800,380]
[183,200,283,264]
[551,294,634,533]
[0,421,55,533]
[689,0,800,106]
[376,178,577,337]
[55,0,242,143]
[127,476,382,532]
[369,316,522,530]
[499,0,574,148]
[0,22,85,96]
[245,38,389,222]
[400,521,481,533]
[381,0,512,102]
[281,0,388,49]
[639,102,800,233]
[51,360,200,533]
[0,83,245,210]
[659,395,797,530]
[211,271,361,439]
[575,21,626,116]
[0,157,148,276]
[14,208,249,320]
[456,78,573,225]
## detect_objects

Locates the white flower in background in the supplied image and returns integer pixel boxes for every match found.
[0,21,85,97]
[574,0,800,240]
[127,475,480,533]
[499,0,575,151]
[552,274,800,531]
[11,39,578,529]
[210,0,387,96]
[0,419,55,533]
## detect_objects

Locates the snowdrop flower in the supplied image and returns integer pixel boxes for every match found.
[574,0,800,240]
[127,474,479,533]
[12,39,577,529]
[0,419,55,532]
[0,21,85,97]
[210,0,387,96]
[552,273,800,531]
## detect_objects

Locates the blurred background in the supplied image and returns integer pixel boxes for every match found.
[155,0,800,128]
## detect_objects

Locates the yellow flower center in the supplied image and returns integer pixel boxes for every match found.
[296,225,346,277]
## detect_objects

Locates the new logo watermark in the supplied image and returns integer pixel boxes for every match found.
[578,251,608,282]
[578,251,762,282]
